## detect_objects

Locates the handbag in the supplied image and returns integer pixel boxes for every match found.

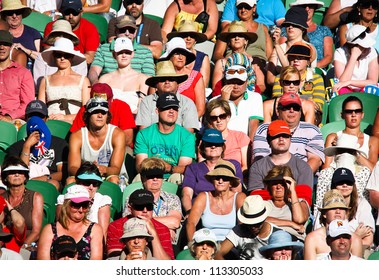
[195,0,209,32]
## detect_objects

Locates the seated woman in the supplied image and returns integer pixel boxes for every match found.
[271,42,325,125]
[263,165,310,242]
[99,37,149,115]
[181,128,244,215]
[37,185,104,260]
[186,159,246,242]
[167,20,211,88]
[1,156,44,248]
[333,24,378,94]
[123,157,182,242]
[56,162,112,238]
[263,66,316,125]
[157,37,206,118]
[188,228,220,260]
[38,38,91,123]
[212,21,265,94]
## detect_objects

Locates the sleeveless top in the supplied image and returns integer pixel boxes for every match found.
[336,131,370,157]
[201,191,238,241]
[45,75,85,116]
[193,51,207,72]
[3,189,35,237]
[81,124,128,178]
[177,70,202,103]
[173,0,204,33]
[112,88,140,114]
[50,222,95,260]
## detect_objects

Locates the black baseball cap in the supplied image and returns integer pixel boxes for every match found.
[331,167,355,186]
[156,93,180,110]
[25,100,48,117]
[129,189,154,206]
[52,235,78,258]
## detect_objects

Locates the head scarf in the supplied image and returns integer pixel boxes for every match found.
[225,53,256,92]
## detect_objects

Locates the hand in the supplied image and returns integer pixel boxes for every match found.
[126,251,145,260]
[25,131,40,148]
[283,176,296,192]
[93,161,107,177]
[13,43,26,53]
[144,218,158,237]
[355,223,373,238]
[332,81,350,93]
[350,45,363,59]
[0,115,12,122]
[292,222,306,234]
[271,27,281,45]
[220,84,233,100]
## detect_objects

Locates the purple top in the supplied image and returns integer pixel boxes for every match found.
[182,159,244,202]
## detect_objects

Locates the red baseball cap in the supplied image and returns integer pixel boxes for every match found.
[278,93,301,107]
[90,83,113,101]
[267,120,291,137]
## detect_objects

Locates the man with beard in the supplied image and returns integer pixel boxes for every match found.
[107,0,163,59]
[43,0,100,64]
[134,93,196,184]
[67,97,127,185]
[247,120,313,192]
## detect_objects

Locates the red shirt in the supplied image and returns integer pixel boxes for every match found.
[2,223,27,253]
[44,18,100,54]
[106,216,175,260]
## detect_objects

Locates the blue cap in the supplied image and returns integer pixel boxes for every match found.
[201,128,225,144]
[60,0,82,14]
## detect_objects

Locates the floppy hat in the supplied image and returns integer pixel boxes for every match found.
[90,83,114,101]
[0,227,13,243]
[156,92,180,110]
[159,37,196,65]
[85,97,109,113]
[41,37,86,67]
[267,120,291,137]
[346,24,375,48]
[323,133,366,157]
[64,185,91,203]
[52,235,78,257]
[318,189,350,211]
[113,37,134,53]
[237,195,272,224]
[201,128,225,144]
[120,217,154,241]
[289,0,324,9]
[44,19,80,46]
[218,21,258,43]
[225,65,248,82]
[60,0,83,14]
[0,30,13,45]
[258,230,304,258]
[0,0,32,19]
[331,167,356,186]
[278,93,302,107]
[129,189,154,206]
[167,20,207,43]
[145,60,188,87]
[327,219,352,237]
[25,100,48,117]
[193,228,218,247]
[205,159,240,187]
[236,0,257,7]
[281,6,308,29]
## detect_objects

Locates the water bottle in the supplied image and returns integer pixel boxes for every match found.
[51,9,56,20]
[119,175,127,192]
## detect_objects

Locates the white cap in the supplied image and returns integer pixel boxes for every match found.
[225,65,248,82]
[327,219,351,238]
[346,24,375,48]
[193,228,218,247]
[64,185,91,203]
[113,37,134,53]
[236,0,256,7]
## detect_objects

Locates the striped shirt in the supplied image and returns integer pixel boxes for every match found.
[92,41,155,77]
[252,121,325,163]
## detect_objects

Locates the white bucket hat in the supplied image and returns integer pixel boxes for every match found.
[159,37,196,65]
[346,24,375,48]
[41,37,86,67]
[323,133,367,158]
[237,195,272,225]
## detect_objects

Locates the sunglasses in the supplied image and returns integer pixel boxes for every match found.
[56,251,77,259]
[203,141,224,148]
[77,180,101,188]
[70,201,91,210]
[90,109,107,115]
[280,104,302,112]
[226,68,246,75]
[62,9,81,16]
[249,221,264,228]
[3,10,23,16]
[213,175,231,181]
[270,134,291,140]
[132,204,154,211]
[335,181,354,186]
[209,113,228,122]
[343,108,363,114]
[145,174,164,180]
[360,1,379,9]
[351,27,369,42]
[118,26,136,34]
[225,79,246,85]
[236,3,253,10]
[53,51,74,59]
[288,55,308,61]
[159,106,179,112]
[124,0,144,5]
[282,79,300,86]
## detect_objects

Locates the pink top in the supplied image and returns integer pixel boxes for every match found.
[224,129,251,165]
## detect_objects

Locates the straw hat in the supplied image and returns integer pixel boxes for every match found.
[0,0,32,19]
[167,20,207,43]
[120,218,154,241]
[44,19,80,46]
[318,189,350,211]
[41,37,86,67]
[145,60,188,87]
[159,37,196,65]
[205,159,240,188]
[218,21,258,43]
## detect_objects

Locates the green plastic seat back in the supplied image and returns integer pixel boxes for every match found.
[22,11,52,36]
[0,121,17,152]
[82,12,108,43]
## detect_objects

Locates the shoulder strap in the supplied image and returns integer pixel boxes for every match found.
[203,0,207,11]
[174,0,181,12]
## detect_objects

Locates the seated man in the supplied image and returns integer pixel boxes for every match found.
[136,60,199,133]
[248,120,313,193]
[134,93,196,184]
[106,189,174,259]
[6,100,68,190]
[253,93,324,174]
[67,97,127,185]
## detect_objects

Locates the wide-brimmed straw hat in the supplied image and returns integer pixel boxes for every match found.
[41,37,86,67]
[159,37,196,65]
[323,133,366,158]
[167,20,207,43]
[0,0,32,19]
[218,21,258,43]
[237,195,272,225]
[318,189,350,211]
[205,159,240,187]
[258,230,304,258]
[44,19,80,46]
[145,60,188,87]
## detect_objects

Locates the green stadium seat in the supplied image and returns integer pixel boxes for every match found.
[175,248,195,260]
[98,181,123,219]
[82,12,108,43]
[0,121,17,152]
[320,120,372,141]
[46,119,72,141]
[22,11,52,36]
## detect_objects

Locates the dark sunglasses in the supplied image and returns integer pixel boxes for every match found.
[3,10,23,16]
[335,181,354,186]
[226,68,246,75]
[225,79,246,85]
[70,201,91,210]
[159,106,179,112]
[145,174,164,180]
[351,27,370,42]
[124,0,144,5]
[280,104,302,112]
[229,34,249,40]
[56,251,77,259]
[53,51,74,59]
[288,55,308,61]
[270,134,291,140]
[282,79,300,86]
[132,204,154,211]
[236,3,253,10]
[77,180,101,188]
[213,175,231,181]
[90,109,107,115]
[360,1,379,9]
[118,26,136,34]
[203,141,224,148]
[209,113,228,122]
[343,108,363,114]
[62,9,81,16]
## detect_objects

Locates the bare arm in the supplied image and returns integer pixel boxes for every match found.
[67,130,83,176]
[303,232,318,260]
[214,238,234,260]
[186,192,206,242]
[356,136,379,171]
[263,25,273,60]
[141,41,163,60]
[89,223,104,260]
[84,51,96,65]
[98,204,111,238]
[181,186,194,213]
[36,224,54,260]
[135,153,148,173]
[338,24,348,47]
[5,200,25,237]
[203,0,219,41]
[161,3,178,43]
[324,0,353,29]
[212,58,224,89]
[25,192,44,244]
[37,77,46,103]
[103,127,126,176]
[253,64,266,93]
[317,36,333,69]
[372,108,379,138]
[83,0,111,13]
[322,133,337,169]
[144,218,171,260]
[153,209,182,230]
[248,118,259,141]
[263,99,274,123]
[194,76,206,118]
[306,152,322,174]
[240,145,248,172]
[88,65,102,85]
[212,36,228,62]
[200,54,211,88]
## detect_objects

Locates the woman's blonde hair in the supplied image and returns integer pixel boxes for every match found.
[140,157,166,174]
[279,65,301,83]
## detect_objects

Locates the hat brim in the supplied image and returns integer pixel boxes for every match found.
[44,31,80,46]
[145,74,188,87]
[69,197,91,203]
[77,173,103,183]
[2,165,29,173]
[41,47,86,67]
[218,32,258,44]
[167,32,208,44]
[259,240,304,257]
[323,146,366,157]
[352,37,376,49]
[318,203,351,211]
[159,48,196,65]
[0,232,14,243]
[281,21,308,30]
[0,7,32,18]
[237,201,272,224]
[120,233,154,242]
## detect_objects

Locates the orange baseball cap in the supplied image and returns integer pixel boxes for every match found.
[267,120,291,137]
